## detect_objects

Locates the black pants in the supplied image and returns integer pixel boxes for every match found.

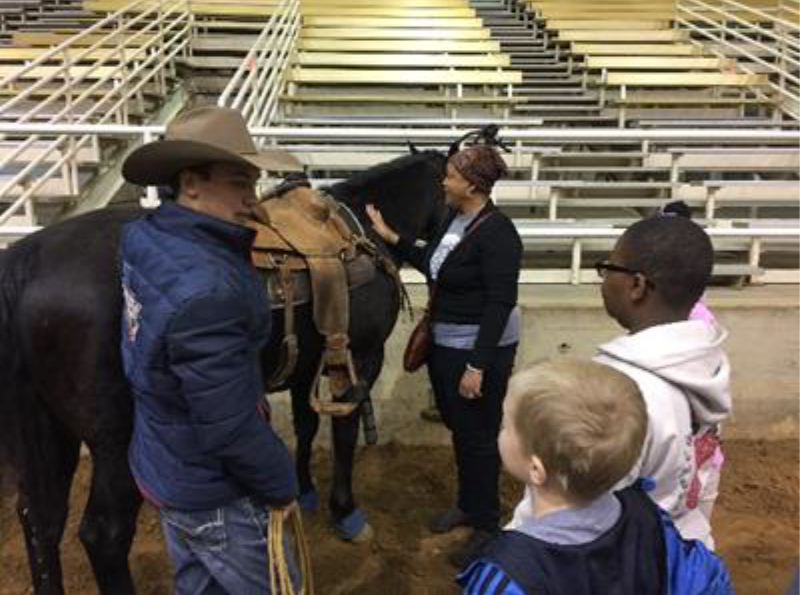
[428,343,517,532]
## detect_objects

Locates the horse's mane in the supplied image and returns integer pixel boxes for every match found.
[327,150,444,207]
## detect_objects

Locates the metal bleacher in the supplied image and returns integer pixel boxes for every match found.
[0,0,797,286]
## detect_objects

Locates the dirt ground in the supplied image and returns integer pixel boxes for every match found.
[0,438,797,595]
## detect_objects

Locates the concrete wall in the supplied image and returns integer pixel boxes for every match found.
[269,285,799,447]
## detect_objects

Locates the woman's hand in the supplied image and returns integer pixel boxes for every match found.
[366,204,399,245]
[459,366,483,399]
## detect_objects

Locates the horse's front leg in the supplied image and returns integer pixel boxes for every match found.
[329,348,384,542]
[289,348,324,511]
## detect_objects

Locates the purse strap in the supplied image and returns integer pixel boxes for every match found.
[426,209,495,311]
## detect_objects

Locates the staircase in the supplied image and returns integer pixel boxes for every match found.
[470,0,613,125]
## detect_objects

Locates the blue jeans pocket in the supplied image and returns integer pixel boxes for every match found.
[162,507,227,552]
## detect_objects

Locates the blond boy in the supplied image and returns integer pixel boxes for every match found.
[457,358,732,595]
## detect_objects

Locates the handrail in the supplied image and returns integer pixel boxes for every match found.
[218,0,301,131]
[1,7,190,124]
[0,123,799,141]
[0,0,190,225]
[1,123,797,225]
[513,227,800,238]
[676,0,800,118]
[1,123,796,281]
[678,0,799,66]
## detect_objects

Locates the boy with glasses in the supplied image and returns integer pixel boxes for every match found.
[594,215,731,549]
[511,216,731,550]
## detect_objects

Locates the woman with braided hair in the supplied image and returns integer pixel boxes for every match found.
[367,143,523,567]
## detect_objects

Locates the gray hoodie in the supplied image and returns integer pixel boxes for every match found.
[594,319,732,547]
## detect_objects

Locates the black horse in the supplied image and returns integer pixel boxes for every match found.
[0,146,451,594]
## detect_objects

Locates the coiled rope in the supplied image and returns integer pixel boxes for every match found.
[268,504,314,595]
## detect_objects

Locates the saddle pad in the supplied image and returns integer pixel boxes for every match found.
[260,253,376,310]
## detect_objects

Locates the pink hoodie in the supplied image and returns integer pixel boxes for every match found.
[690,301,716,325]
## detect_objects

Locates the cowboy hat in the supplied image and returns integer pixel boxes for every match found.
[122,106,303,186]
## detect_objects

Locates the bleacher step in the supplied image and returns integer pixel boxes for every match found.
[519,94,599,102]
[517,86,586,94]
[514,105,601,113]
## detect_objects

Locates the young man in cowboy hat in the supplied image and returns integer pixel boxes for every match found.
[119,105,303,593]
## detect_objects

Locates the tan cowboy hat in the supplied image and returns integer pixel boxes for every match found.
[122,106,303,186]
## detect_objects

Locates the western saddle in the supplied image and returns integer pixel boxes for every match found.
[248,184,401,417]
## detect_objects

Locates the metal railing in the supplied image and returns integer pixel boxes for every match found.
[676,0,800,118]
[217,0,300,131]
[0,123,798,283]
[0,0,190,225]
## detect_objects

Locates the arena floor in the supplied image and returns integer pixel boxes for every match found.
[0,439,797,594]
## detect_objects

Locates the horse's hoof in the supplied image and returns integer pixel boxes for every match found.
[350,521,374,544]
[298,489,319,512]
[334,508,373,543]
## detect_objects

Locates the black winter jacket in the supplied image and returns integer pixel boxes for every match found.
[396,201,522,369]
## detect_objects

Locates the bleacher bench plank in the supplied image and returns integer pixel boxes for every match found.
[539,7,789,22]
[294,52,511,68]
[572,43,704,56]
[191,20,277,31]
[538,9,675,18]
[557,30,689,42]
[0,64,120,79]
[300,27,490,40]
[302,16,483,28]
[300,7,476,17]
[301,0,466,5]
[613,93,773,105]
[586,56,732,70]
[12,31,156,46]
[287,67,522,85]
[527,0,782,6]
[546,19,670,29]
[296,38,501,52]
[661,147,800,172]
[279,93,526,104]
[605,72,770,86]
[86,0,274,15]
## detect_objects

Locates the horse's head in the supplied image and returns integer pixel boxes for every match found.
[324,126,506,259]
[326,148,448,252]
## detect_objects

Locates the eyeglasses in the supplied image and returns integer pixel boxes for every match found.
[595,261,654,287]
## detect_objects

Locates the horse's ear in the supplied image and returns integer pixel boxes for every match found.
[482,124,499,143]
[447,139,460,158]
[448,128,479,157]
[407,141,419,154]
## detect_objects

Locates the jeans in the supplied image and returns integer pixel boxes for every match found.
[428,343,517,532]
[160,497,297,595]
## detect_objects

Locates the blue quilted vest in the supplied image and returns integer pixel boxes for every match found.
[458,486,733,595]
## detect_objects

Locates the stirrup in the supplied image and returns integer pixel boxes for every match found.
[309,351,359,417]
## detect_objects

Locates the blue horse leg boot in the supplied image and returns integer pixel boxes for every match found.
[298,488,320,512]
[334,508,374,543]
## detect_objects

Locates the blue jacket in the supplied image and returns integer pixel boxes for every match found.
[457,487,733,595]
[120,201,297,510]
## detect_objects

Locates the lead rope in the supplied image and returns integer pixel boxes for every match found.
[268,505,314,595]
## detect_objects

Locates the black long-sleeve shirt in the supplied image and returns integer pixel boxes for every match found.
[396,202,522,369]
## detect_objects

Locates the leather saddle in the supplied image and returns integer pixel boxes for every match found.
[248,185,399,416]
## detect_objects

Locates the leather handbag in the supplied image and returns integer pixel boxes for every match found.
[402,210,494,373]
[403,303,433,372]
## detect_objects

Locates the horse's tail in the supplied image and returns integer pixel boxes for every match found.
[0,241,36,495]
